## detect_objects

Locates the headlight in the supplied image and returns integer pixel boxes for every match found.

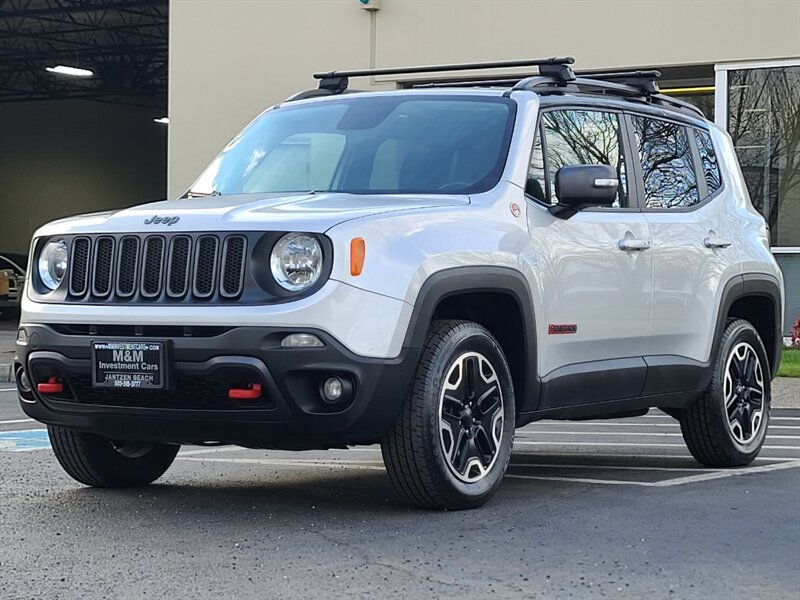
[38,239,69,291]
[270,233,323,292]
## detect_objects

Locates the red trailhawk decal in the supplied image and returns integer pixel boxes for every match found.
[548,324,577,335]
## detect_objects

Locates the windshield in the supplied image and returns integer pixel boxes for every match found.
[186,95,516,197]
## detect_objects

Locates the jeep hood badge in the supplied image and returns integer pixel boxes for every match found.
[144,215,180,226]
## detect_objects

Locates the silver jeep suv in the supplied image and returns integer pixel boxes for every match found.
[16,57,784,509]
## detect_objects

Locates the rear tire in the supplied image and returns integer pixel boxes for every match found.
[680,319,770,467]
[48,426,179,487]
[382,320,515,510]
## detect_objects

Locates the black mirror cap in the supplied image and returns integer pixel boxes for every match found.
[550,164,618,219]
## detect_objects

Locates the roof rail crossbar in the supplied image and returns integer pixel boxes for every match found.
[313,56,575,91]
[579,69,662,94]
[515,75,705,118]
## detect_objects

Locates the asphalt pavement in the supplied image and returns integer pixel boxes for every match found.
[1,384,799,599]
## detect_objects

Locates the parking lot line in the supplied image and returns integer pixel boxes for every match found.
[178,456,385,470]
[525,421,800,429]
[514,440,800,450]
[174,455,800,488]
[519,430,799,440]
[0,418,34,425]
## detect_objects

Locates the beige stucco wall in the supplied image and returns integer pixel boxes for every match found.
[168,0,800,197]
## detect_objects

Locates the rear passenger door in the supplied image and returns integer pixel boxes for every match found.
[631,114,738,379]
[526,108,653,408]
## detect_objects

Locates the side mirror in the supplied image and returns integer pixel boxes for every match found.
[550,164,618,219]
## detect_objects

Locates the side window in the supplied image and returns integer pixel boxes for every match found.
[694,128,722,196]
[527,109,629,207]
[633,116,700,208]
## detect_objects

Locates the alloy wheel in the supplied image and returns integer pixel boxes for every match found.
[724,342,766,445]
[438,352,504,483]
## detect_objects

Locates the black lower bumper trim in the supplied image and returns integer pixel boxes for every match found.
[15,324,419,449]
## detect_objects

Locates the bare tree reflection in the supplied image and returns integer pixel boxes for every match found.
[634,116,699,208]
[728,67,800,246]
[542,111,629,207]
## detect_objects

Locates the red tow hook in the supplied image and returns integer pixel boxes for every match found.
[37,377,64,394]
[228,383,262,400]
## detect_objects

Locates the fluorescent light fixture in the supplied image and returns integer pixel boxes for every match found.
[45,65,94,77]
[153,117,170,124]
[660,85,715,95]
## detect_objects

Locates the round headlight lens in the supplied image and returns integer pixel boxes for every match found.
[270,233,323,292]
[38,239,69,291]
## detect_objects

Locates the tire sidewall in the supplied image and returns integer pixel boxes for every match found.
[420,324,515,503]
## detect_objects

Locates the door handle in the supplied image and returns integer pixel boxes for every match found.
[704,237,732,249]
[618,239,651,251]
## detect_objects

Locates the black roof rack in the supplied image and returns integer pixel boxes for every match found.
[287,57,704,119]
[312,56,575,92]
[507,69,705,118]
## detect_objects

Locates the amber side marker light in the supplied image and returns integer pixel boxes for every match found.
[350,237,366,276]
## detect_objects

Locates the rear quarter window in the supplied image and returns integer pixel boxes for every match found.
[694,128,723,197]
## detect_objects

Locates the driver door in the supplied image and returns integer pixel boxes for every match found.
[526,107,653,408]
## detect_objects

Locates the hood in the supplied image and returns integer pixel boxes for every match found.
[34,192,470,237]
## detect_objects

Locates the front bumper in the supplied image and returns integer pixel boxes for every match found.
[15,324,419,449]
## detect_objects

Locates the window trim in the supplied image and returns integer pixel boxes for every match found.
[624,111,726,213]
[524,105,641,212]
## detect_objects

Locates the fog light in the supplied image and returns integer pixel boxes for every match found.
[16,369,32,393]
[281,333,324,348]
[322,377,343,402]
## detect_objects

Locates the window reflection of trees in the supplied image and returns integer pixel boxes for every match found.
[634,117,699,208]
[694,129,722,195]
[728,67,800,247]
[543,111,628,207]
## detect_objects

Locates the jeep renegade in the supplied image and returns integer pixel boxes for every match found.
[15,57,784,509]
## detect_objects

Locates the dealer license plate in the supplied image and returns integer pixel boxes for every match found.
[92,341,165,389]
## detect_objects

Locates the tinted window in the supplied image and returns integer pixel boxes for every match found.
[633,116,699,208]
[188,95,516,197]
[528,110,629,207]
[694,129,722,196]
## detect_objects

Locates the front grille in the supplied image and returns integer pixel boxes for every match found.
[65,233,248,303]
[141,236,165,297]
[167,236,191,297]
[221,236,246,298]
[193,236,218,298]
[116,237,140,297]
[69,237,91,296]
[92,237,115,297]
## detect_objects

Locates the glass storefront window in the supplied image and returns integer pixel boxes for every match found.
[727,65,800,248]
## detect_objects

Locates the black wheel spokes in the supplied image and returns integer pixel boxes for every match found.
[724,342,766,445]
[438,352,504,483]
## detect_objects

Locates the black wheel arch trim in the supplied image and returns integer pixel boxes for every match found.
[714,273,783,380]
[401,266,540,412]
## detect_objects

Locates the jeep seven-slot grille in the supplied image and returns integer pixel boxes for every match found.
[66,234,247,302]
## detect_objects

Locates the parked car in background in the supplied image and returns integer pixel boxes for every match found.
[0,252,28,320]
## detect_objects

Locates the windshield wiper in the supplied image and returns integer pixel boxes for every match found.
[184,190,222,198]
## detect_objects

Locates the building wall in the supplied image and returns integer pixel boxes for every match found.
[0,100,167,254]
[168,0,800,197]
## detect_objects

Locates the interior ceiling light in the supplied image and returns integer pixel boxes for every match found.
[153,117,170,124]
[45,65,94,78]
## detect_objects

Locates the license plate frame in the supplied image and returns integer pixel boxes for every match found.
[92,340,166,390]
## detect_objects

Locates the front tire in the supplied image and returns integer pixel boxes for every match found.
[48,426,179,487]
[382,320,515,510]
[680,319,770,467]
